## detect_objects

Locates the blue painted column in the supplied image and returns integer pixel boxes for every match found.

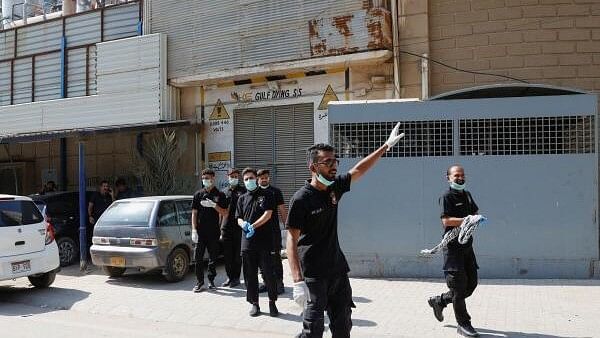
[60,36,67,98]
[78,142,88,268]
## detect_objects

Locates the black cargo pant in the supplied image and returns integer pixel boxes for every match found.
[194,237,220,284]
[298,274,354,338]
[222,229,242,282]
[242,249,277,304]
[438,261,478,326]
[260,246,284,286]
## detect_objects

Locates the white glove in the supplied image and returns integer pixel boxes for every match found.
[200,199,217,208]
[292,281,310,308]
[384,122,405,151]
[191,229,198,243]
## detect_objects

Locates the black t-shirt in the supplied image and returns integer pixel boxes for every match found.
[262,185,285,249]
[286,173,352,279]
[90,192,113,219]
[221,185,246,238]
[440,188,479,271]
[192,187,227,239]
[236,188,275,252]
[115,188,135,200]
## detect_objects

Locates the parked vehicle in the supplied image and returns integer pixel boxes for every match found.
[0,195,60,288]
[30,191,94,267]
[90,196,198,282]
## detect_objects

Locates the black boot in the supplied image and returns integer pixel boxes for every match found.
[249,303,260,317]
[269,301,279,317]
[427,296,444,322]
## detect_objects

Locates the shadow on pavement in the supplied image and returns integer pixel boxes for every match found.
[352,296,372,303]
[0,285,90,316]
[444,325,592,338]
[355,277,600,287]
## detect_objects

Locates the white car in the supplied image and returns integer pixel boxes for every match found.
[0,195,60,288]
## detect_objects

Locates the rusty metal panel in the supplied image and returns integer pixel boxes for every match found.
[148,0,389,79]
[309,8,391,57]
[16,19,62,57]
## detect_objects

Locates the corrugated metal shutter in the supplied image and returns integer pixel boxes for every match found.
[274,103,314,202]
[88,45,97,95]
[34,52,61,101]
[234,103,314,203]
[104,2,140,41]
[16,20,62,57]
[13,58,32,104]
[0,30,16,61]
[148,0,366,78]
[0,61,10,106]
[67,48,87,97]
[65,11,101,47]
[234,106,274,173]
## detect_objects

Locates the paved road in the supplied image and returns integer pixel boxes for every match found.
[1,263,599,337]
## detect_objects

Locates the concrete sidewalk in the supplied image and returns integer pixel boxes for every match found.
[1,263,599,338]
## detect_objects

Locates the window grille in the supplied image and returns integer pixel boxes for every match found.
[330,120,454,158]
[460,116,595,155]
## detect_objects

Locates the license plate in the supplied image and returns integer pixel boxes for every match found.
[110,256,125,267]
[11,260,31,274]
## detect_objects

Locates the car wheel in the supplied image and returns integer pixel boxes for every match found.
[28,271,57,288]
[102,266,126,278]
[164,248,189,283]
[57,237,78,267]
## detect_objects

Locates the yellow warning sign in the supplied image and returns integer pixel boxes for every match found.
[318,84,339,110]
[209,99,230,120]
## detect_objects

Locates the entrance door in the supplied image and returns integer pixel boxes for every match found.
[234,103,314,203]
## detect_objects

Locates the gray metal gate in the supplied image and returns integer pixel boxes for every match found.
[234,103,314,203]
[328,84,599,279]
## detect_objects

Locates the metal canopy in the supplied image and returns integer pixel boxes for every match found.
[429,83,588,101]
[0,120,191,144]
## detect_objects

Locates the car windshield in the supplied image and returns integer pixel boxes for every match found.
[0,200,44,227]
[96,201,155,227]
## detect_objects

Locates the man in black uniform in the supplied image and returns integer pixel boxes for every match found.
[114,177,135,200]
[236,167,279,317]
[221,168,245,287]
[87,180,113,261]
[427,165,480,337]
[257,169,287,295]
[287,123,405,338]
[191,169,227,292]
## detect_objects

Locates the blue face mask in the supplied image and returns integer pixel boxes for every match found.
[317,173,334,187]
[244,179,258,191]
[449,179,466,191]
[202,179,213,188]
[228,178,239,186]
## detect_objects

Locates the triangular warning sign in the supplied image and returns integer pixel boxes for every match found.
[209,99,230,120]
[318,85,339,110]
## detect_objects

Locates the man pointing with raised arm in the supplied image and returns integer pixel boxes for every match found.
[286,123,404,338]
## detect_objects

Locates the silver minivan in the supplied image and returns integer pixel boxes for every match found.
[90,196,194,282]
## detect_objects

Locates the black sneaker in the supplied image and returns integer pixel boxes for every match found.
[208,280,216,290]
[221,279,231,287]
[229,279,241,287]
[269,301,279,317]
[457,323,480,337]
[427,297,444,322]
[249,303,260,317]
[258,284,267,293]
[192,283,206,293]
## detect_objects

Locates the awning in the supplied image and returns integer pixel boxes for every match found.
[0,120,193,144]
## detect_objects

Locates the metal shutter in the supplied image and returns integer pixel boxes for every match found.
[234,103,314,204]
[273,103,314,203]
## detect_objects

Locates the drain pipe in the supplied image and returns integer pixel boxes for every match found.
[391,0,401,99]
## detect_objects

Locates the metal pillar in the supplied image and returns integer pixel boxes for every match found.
[78,142,88,269]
